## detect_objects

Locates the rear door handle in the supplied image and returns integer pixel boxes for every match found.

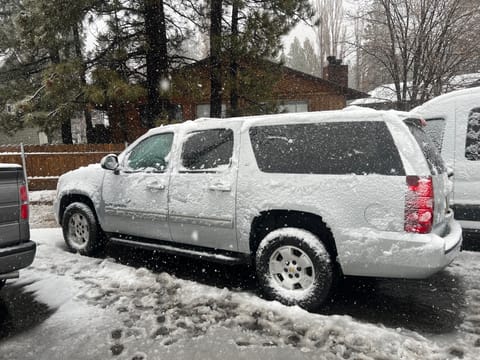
[208,182,231,192]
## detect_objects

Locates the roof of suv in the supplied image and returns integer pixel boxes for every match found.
[146,108,411,136]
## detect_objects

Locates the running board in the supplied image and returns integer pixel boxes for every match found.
[109,237,248,265]
[0,271,19,280]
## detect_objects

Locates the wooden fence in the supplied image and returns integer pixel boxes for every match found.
[0,144,126,191]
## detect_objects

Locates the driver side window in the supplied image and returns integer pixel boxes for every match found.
[125,132,174,171]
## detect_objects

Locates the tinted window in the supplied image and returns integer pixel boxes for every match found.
[249,121,404,175]
[465,108,480,161]
[181,129,233,171]
[126,133,173,171]
[424,118,445,151]
[407,123,446,174]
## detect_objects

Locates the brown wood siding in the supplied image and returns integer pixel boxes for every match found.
[171,63,348,120]
[108,105,149,144]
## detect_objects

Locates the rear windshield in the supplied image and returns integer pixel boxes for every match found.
[249,121,405,175]
[424,118,445,151]
[407,123,446,174]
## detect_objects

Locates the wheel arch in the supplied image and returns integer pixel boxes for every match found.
[249,209,339,266]
[59,193,99,225]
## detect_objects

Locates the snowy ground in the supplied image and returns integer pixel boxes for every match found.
[1,198,480,359]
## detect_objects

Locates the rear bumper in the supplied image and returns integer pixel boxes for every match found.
[0,241,36,275]
[337,216,463,279]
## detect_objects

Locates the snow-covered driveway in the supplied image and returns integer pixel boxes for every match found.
[1,227,480,360]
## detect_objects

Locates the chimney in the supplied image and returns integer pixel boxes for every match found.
[323,56,348,88]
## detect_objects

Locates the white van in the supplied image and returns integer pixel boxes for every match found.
[411,87,480,240]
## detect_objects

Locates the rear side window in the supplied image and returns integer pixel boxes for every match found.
[407,123,446,174]
[465,108,480,161]
[249,121,405,175]
[181,128,233,171]
[424,118,445,151]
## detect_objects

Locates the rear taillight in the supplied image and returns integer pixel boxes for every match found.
[19,184,29,220]
[404,176,434,234]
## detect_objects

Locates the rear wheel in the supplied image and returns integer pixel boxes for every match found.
[255,227,334,311]
[62,202,105,256]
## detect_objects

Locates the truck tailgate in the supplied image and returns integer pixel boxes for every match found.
[0,167,21,247]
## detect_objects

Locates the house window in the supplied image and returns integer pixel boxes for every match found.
[465,108,480,160]
[196,103,227,118]
[173,104,183,122]
[38,132,48,145]
[91,110,110,127]
[278,101,308,113]
[5,103,14,114]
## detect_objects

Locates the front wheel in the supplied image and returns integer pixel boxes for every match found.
[255,227,334,311]
[62,202,105,256]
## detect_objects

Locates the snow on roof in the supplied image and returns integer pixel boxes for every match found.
[351,73,480,105]
[447,73,480,90]
[147,109,394,137]
[411,86,480,114]
[350,83,409,105]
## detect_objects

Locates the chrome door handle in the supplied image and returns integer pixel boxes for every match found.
[208,183,231,192]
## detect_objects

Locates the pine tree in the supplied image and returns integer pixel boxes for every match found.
[208,0,314,117]
[91,0,194,125]
[0,0,102,143]
[287,37,306,73]
[286,37,321,77]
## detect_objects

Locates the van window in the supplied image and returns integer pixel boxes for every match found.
[465,108,480,161]
[407,124,446,174]
[424,118,445,151]
[249,121,405,175]
[181,128,233,171]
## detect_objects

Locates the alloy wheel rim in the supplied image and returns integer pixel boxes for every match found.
[68,213,89,249]
[268,245,315,291]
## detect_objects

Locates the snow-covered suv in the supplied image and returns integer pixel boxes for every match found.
[54,110,462,310]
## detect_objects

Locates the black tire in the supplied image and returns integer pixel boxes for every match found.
[62,202,105,256]
[0,279,5,290]
[255,227,334,311]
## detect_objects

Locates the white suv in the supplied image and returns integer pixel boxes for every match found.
[54,109,462,310]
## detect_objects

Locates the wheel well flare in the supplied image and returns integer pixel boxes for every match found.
[249,210,337,258]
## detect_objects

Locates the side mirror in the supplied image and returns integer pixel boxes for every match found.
[101,154,119,172]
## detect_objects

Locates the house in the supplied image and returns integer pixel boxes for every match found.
[105,56,367,143]
[0,125,50,145]
[0,101,55,145]
[170,56,367,121]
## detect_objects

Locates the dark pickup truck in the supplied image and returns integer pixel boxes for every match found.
[0,163,35,289]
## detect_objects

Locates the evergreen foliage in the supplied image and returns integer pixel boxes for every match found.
[286,37,321,77]
[212,0,314,117]
[0,0,314,143]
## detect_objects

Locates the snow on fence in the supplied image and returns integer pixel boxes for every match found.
[0,144,126,190]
